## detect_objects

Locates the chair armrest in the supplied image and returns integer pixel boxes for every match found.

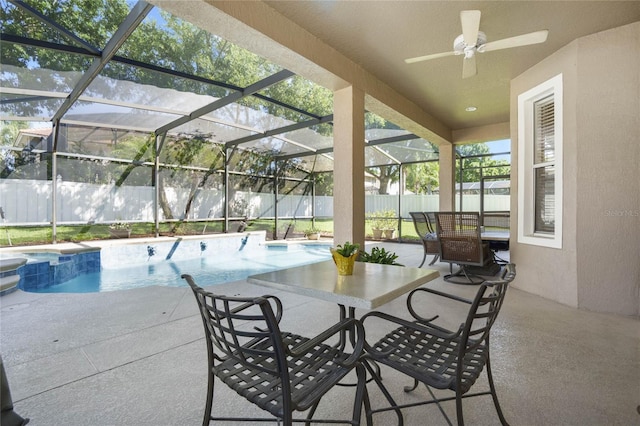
[400,287,476,335]
[484,263,516,285]
[405,287,472,325]
[287,318,365,367]
[232,295,282,333]
[261,295,283,324]
[409,287,473,306]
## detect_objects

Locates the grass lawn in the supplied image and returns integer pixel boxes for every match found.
[0,218,421,247]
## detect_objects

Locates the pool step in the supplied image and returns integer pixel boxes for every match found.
[0,274,20,293]
[0,257,27,295]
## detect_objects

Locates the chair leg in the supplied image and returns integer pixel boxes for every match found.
[362,386,373,426]
[418,250,427,268]
[428,254,439,266]
[363,361,404,426]
[352,363,370,426]
[455,389,464,426]
[485,356,509,426]
[203,368,214,426]
[403,378,419,393]
[305,400,320,426]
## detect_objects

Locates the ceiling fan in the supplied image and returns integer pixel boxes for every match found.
[405,10,548,78]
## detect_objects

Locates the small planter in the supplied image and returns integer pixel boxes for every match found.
[306,232,321,240]
[372,229,383,240]
[330,248,359,276]
[109,229,131,238]
[383,229,396,239]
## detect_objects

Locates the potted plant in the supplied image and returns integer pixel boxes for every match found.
[304,226,321,240]
[330,241,360,275]
[109,221,131,238]
[359,247,403,266]
[379,210,397,239]
[366,212,385,240]
[368,210,397,239]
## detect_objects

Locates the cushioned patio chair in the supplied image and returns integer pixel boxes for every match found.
[182,274,370,426]
[435,211,497,284]
[409,212,440,267]
[361,263,516,426]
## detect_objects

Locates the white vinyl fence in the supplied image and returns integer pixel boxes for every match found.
[0,179,509,225]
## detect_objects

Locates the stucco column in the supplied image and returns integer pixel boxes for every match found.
[333,86,365,248]
[438,142,455,211]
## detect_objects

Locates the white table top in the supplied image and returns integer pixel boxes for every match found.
[481,231,510,242]
[248,260,439,310]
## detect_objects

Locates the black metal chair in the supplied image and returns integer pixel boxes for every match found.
[361,264,516,426]
[182,274,370,426]
[435,211,497,284]
[409,212,440,267]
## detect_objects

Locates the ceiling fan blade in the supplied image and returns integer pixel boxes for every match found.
[405,50,457,64]
[460,10,481,46]
[462,55,477,79]
[482,30,549,52]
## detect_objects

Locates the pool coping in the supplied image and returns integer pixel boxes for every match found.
[0,231,266,256]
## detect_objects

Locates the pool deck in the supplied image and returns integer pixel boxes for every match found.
[1,242,638,425]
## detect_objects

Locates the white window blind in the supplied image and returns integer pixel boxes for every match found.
[533,95,555,234]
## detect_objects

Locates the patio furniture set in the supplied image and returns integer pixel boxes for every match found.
[411,211,510,284]
[183,250,516,425]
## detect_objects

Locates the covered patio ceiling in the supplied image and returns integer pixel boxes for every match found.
[0,0,439,173]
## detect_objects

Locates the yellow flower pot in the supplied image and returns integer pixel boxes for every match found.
[330,248,359,276]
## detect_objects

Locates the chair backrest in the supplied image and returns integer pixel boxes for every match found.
[461,264,516,353]
[410,212,428,237]
[435,211,485,265]
[481,211,510,230]
[182,274,290,385]
[425,212,437,230]
[410,212,437,239]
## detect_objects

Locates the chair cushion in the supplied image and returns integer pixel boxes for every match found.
[424,232,438,241]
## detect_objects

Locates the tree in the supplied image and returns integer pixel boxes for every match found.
[404,161,439,194]
[456,143,510,183]
[366,165,398,195]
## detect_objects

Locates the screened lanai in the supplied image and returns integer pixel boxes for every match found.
[0,0,448,244]
[0,0,448,245]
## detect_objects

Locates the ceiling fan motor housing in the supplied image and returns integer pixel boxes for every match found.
[453,31,487,57]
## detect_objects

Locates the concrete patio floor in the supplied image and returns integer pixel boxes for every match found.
[1,242,638,425]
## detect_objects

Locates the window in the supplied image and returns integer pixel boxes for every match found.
[517,74,563,248]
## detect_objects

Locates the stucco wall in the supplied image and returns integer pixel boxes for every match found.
[574,23,640,315]
[511,22,640,316]
[510,42,579,308]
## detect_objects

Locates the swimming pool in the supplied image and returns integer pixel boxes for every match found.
[6,233,333,293]
[46,244,331,293]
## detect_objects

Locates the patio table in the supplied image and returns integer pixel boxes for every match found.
[248,260,439,345]
[247,260,439,311]
[481,230,510,242]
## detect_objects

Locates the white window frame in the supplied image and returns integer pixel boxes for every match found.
[517,74,563,249]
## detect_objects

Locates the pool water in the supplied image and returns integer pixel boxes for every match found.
[32,244,332,293]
